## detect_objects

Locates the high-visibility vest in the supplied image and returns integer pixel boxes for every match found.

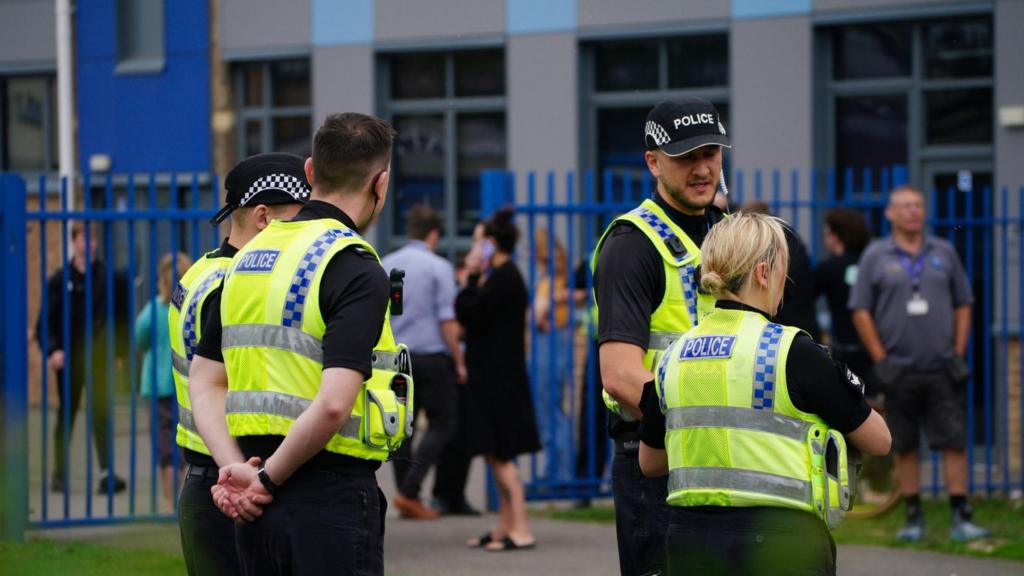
[169,251,232,455]
[221,218,413,461]
[656,307,851,529]
[592,198,717,418]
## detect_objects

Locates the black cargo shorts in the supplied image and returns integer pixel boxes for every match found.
[884,369,966,453]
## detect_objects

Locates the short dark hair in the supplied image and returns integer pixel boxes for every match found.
[70,221,96,240]
[406,204,443,240]
[312,113,397,194]
[825,209,871,254]
[484,207,519,253]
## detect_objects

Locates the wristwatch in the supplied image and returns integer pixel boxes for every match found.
[257,466,278,495]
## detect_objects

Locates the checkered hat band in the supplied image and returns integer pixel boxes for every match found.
[239,174,310,206]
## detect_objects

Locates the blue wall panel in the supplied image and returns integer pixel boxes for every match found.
[77,0,211,173]
[313,0,373,46]
[508,0,575,34]
[732,0,811,19]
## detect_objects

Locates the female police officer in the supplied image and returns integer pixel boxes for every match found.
[638,212,891,576]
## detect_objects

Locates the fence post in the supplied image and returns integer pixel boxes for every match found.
[480,169,507,219]
[1,174,28,542]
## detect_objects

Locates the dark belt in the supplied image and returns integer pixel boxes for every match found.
[614,439,640,456]
[186,464,220,481]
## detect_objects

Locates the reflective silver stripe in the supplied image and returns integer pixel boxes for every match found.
[223,324,400,372]
[650,331,684,351]
[223,324,323,363]
[669,467,812,504]
[225,389,361,439]
[665,406,809,441]
[172,350,191,377]
[178,405,197,433]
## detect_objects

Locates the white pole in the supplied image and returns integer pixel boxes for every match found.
[56,0,75,211]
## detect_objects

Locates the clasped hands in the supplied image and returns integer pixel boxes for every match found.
[210,457,274,523]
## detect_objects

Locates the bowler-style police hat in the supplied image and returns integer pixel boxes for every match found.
[210,152,311,226]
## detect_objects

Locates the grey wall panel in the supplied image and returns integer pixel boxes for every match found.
[995,0,1024,193]
[375,0,504,43]
[311,44,377,242]
[220,0,311,54]
[730,16,813,181]
[507,32,577,202]
[0,0,55,69]
[578,0,727,30]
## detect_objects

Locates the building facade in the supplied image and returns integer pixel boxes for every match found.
[1,0,1020,251]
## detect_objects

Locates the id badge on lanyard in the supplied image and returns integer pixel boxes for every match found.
[900,251,929,317]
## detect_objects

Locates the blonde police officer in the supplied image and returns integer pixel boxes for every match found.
[189,113,411,576]
[593,97,729,575]
[171,152,308,576]
[638,213,891,576]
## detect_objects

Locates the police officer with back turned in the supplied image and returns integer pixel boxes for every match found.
[593,97,729,575]
[189,113,412,576]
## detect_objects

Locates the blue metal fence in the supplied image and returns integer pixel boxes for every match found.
[480,167,1024,504]
[1,172,219,536]
[2,166,1023,537]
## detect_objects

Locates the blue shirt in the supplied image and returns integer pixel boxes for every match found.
[381,240,457,355]
[134,297,175,398]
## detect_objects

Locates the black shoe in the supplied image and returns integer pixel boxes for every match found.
[96,472,127,494]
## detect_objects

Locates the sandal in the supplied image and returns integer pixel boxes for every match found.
[467,532,495,548]
[484,536,536,552]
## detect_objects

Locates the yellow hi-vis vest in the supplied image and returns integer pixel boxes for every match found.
[655,307,851,529]
[220,218,413,461]
[592,198,717,418]
[169,250,232,455]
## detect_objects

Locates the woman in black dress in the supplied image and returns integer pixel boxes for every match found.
[457,208,540,551]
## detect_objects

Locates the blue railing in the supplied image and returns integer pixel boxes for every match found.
[1,172,219,537]
[481,167,1024,504]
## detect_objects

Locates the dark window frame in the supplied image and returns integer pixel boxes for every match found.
[377,48,508,257]
[233,59,313,162]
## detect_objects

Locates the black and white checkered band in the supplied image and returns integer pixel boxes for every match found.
[239,174,310,206]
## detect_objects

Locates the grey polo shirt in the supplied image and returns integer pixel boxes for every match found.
[848,235,973,371]
[381,240,457,355]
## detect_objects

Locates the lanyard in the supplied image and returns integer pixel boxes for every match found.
[897,249,928,292]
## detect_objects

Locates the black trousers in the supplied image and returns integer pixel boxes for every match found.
[53,364,111,478]
[235,469,386,576]
[392,353,457,499]
[178,465,241,576]
[612,450,670,576]
[666,507,836,576]
[432,384,473,508]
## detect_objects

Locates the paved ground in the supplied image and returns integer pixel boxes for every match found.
[37,515,1024,576]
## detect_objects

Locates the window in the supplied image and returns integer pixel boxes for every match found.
[584,34,730,198]
[823,17,994,182]
[0,76,58,173]
[116,0,165,73]
[381,49,506,246]
[234,60,312,160]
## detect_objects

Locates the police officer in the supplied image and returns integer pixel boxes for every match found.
[638,213,891,576]
[593,97,729,575]
[189,113,411,576]
[171,153,309,575]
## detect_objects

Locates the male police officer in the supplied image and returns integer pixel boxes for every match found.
[593,97,729,575]
[171,153,309,575]
[190,113,410,576]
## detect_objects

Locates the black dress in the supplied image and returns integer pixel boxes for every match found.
[456,260,541,461]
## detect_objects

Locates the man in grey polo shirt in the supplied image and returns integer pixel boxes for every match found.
[850,185,989,543]
[383,204,466,519]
